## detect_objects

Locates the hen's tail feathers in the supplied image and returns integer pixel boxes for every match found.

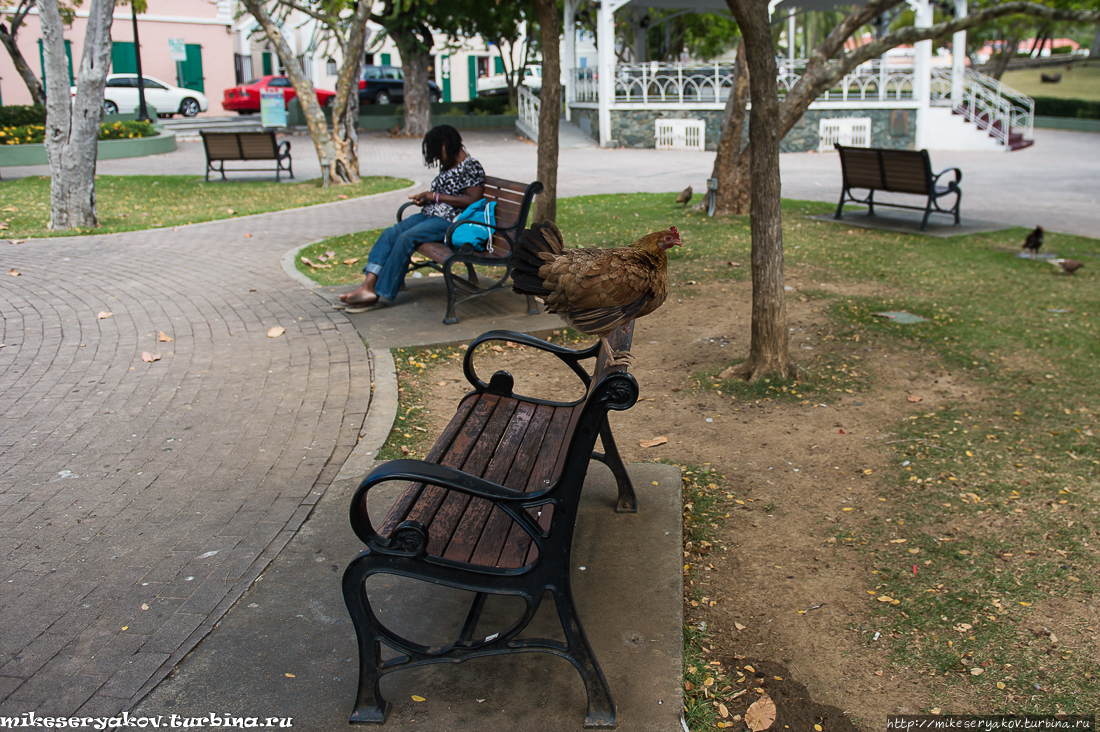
[511,220,564,296]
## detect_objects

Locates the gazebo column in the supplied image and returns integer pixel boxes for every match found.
[596,1,614,147]
[951,0,968,108]
[564,0,577,121]
[911,0,934,149]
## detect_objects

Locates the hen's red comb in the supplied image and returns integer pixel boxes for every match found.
[670,226,679,236]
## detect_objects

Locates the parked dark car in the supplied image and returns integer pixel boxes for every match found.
[359,65,441,105]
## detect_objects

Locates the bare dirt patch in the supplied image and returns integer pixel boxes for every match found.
[414,271,1028,729]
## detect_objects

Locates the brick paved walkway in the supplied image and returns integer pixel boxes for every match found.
[0,194,416,717]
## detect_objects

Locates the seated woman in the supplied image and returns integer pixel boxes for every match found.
[338,125,485,311]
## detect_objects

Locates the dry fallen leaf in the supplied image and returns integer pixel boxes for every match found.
[8,268,20,276]
[907,395,922,403]
[97,311,113,319]
[337,194,348,200]
[745,694,777,732]
[735,622,746,631]
[243,233,252,238]
[141,603,149,610]
[343,257,360,265]
[301,257,313,266]
[718,703,730,718]
[141,352,160,363]
[267,326,286,338]
[285,673,295,678]
[158,331,173,342]
[227,208,236,214]
[639,436,669,448]
[411,695,425,702]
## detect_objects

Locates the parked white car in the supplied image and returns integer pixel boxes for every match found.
[81,74,209,118]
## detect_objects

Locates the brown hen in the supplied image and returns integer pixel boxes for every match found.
[511,220,682,365]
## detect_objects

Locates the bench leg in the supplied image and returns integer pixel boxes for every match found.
[866,189,875,217]
[441,263,460,325]
[834,189,846,220]
[525,294,540,316]
[593,422,636,513]
[921,198,933,231]
[465,262,479,286]
[553,588,616,728]
[342,554,392,724]
[953,189,962,226]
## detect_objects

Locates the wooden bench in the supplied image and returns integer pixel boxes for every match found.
[398,176,543,324]
[342,323,639,728]
[834,144,962,230]
[200,130,293,182]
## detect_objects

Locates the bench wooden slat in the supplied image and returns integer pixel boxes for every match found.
[425,397,521,556]
[380,394,500,536]
[442,402,543,563]
[373,394,480,538]
[499,406,575,569]
[460,403,557,566]
[203,135,245,160]
[238,133,278,160]
[835,144,961,231]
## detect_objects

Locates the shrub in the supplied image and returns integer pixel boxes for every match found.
[0,105,47,127]
[0,120,157,145]
[467,95,511,115]
[1032,96,1100,119]
[1050,45,1073,55]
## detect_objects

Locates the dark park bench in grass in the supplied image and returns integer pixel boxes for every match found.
[834,144,962,230]
[200,130,293,182]
[342,323,639,728]
[399,176,543,324]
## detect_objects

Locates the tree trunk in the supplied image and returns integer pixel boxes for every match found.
[0,15,47,106]
[240,0,355,185]
[532,0,561,223]
[709,42,751,216]
[990,30,1020,80]
[327,1,372,184]
[402,49,433,138]
[40,0,114,231]
[724,0,794,381]
[1092,26,1099,58]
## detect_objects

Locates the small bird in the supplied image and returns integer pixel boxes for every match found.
[1023,226,1044,258]
[676,186,693,208]
[1049,258,1084,275]
[512,221,682,366]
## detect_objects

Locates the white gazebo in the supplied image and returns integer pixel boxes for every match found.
[540,0,1034,152]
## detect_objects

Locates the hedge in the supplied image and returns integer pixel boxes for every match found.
[0,105,47,127]
[1031,96,1100,120]
[0,120,157,145]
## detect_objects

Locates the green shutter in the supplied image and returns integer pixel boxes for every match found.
[39,39,75,85]
[262,52,272,76]
[176,44,204,92]
[494,56,504,75]
[381,53,391,65]
[468,55,477,100]
[441,54,450,103]
[110,41,136,74]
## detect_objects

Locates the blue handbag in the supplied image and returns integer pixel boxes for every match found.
[450,199,497,252]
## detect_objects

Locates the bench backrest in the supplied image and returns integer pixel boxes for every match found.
[482,176,542,255]
[836,145,932,195]
[200,131,278,161]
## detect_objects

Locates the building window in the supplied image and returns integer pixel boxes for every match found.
[477,56,489,78]
[326,57,337,75]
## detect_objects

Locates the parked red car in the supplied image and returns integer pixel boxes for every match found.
[222,75,336,114]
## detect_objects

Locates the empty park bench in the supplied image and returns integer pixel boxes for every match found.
[834,144,962,230]
[341,323,639,728]
[200,130,293,182]
[399,176,543,324]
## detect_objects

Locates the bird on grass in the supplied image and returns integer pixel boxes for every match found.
[1048,258,1084,275]
[1022,226,1044,258]
[676,186,693,208]
[511,220,682,366]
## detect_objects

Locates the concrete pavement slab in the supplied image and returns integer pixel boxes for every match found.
[134,462,683,732]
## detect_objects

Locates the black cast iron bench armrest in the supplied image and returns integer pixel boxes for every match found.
[349,458,550,549]
[462,330,603,395]
[933,167,963,189]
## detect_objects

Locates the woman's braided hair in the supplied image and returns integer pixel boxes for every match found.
[422,125,463,169]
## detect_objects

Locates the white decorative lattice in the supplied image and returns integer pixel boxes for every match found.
[655,119,705,151]
[819,117,872,151]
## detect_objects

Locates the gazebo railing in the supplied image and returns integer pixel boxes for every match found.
[930,66,1034,144]
[574,59,920,104]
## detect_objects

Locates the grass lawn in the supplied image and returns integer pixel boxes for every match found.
[302,194,1100,721]
[0,174,411,239]
[1001,61,1100,100]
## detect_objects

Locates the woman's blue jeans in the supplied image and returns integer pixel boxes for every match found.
[364,214,452,301]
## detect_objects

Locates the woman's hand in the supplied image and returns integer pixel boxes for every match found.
[410,191,432,206]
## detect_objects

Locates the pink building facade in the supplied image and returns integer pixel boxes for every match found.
[0,0,235,117]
